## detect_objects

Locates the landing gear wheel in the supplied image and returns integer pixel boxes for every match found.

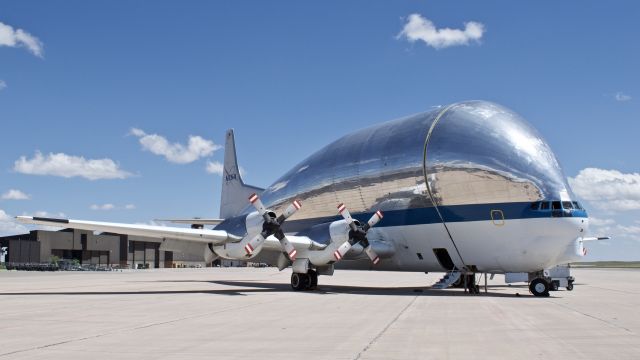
[550,281,559,291]
[529,278,550,297]
[307,270,318,290]
[291,273,309,291]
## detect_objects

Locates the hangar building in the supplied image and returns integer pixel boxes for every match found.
[0,228,208,268]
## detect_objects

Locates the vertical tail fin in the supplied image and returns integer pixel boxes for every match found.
[220,129,264,218]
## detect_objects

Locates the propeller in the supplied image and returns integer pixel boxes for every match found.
[334,203,383,264]
[244,193,301,261]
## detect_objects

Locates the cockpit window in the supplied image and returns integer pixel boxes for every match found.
[530,202,540,210]
[552,201,562,210]
[562,201,573,209]
[572,201,582,210]
[540,201,550,210]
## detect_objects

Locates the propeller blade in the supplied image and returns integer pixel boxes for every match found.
[337,203,357,231]
[279,235,298,261]
[248,193,267,215]
[365,210,384,230]
[244,233,265,255]
[280,200,302,221]
[364,246,380,265]
[333,241,352,261]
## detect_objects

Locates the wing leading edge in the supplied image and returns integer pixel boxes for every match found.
[16,216,241,244]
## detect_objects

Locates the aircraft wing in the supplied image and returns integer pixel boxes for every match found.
[155,218,225,226]
[16,216,241,245]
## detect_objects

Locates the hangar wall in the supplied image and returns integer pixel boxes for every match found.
[0,229,208,268]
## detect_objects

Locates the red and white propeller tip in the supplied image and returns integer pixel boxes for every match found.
[365,246,380,264]
[337,203,353,221]
[280,236,298,261]
[367,210,384,228]
[248,193,267,215]
[282,199,302,219]
[333,241,351,261]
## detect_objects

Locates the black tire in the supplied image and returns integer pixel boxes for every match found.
[529,278,550,297]
[291,273,309,291]
[566,282,574,291]
[308,270,318,290]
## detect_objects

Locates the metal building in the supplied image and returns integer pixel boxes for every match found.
[0,228,207,268]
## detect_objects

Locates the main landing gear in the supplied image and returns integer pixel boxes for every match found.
[290,270,318,291]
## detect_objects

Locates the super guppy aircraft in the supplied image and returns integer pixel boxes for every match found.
[18,100,607,297]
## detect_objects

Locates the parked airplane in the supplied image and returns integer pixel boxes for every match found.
[18,100,608,296]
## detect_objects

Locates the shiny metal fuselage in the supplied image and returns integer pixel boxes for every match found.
[218,101,587,273]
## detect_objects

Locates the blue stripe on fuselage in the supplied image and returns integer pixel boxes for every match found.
[215,202,588,236]
[282,202,588,234]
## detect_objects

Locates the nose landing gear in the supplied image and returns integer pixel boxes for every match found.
[529,278,550,297]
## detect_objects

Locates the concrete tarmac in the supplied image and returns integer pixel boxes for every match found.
[0,268,639,359]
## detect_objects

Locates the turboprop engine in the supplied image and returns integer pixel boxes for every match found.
[306,203,385,266]
[213,194,302,260]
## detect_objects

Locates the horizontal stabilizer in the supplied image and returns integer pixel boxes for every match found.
[581,236,611,241]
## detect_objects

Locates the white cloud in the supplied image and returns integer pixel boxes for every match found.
[569,168,640,211]
[90,203,135,210]
[0,80,6,91]
[90,203,115,211]
[130,128,220,164]
[206,161,224,175]
[614,92,631,102]
[1,189,31,200]
[14,151,132,180]
[589,217,615,227]
[28,211,67,231]
[0,21,44,57]
[397,14,485,49]
[32,210,66,218]
[0,209,28,236]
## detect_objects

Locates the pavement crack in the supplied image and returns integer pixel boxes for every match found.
[549,300,635,334]
[353,296,418,360]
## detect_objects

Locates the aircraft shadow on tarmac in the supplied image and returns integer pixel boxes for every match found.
[0,281,543,298]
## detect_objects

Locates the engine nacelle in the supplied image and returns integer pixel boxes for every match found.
[307,219,351,266]
[211,211,269,260]
[245,211,265,237]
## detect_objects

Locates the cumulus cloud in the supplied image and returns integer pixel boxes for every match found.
[206,161,224,175]
[589,217,615,227]
[90,203,115,211]
[130,128,220,164]
[1,189,31,200]
[614,92,631,102]
[13,151,132,180]
[569,168,640,211]
[0,21,44,57]
[397,14,485,49]
[90,203,135,211]
[0,80,6,91]
[0,209,28,236]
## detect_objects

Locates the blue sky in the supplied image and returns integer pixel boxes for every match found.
[0,1,638,260]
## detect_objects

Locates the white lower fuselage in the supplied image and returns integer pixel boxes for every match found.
[332,216,587,274]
